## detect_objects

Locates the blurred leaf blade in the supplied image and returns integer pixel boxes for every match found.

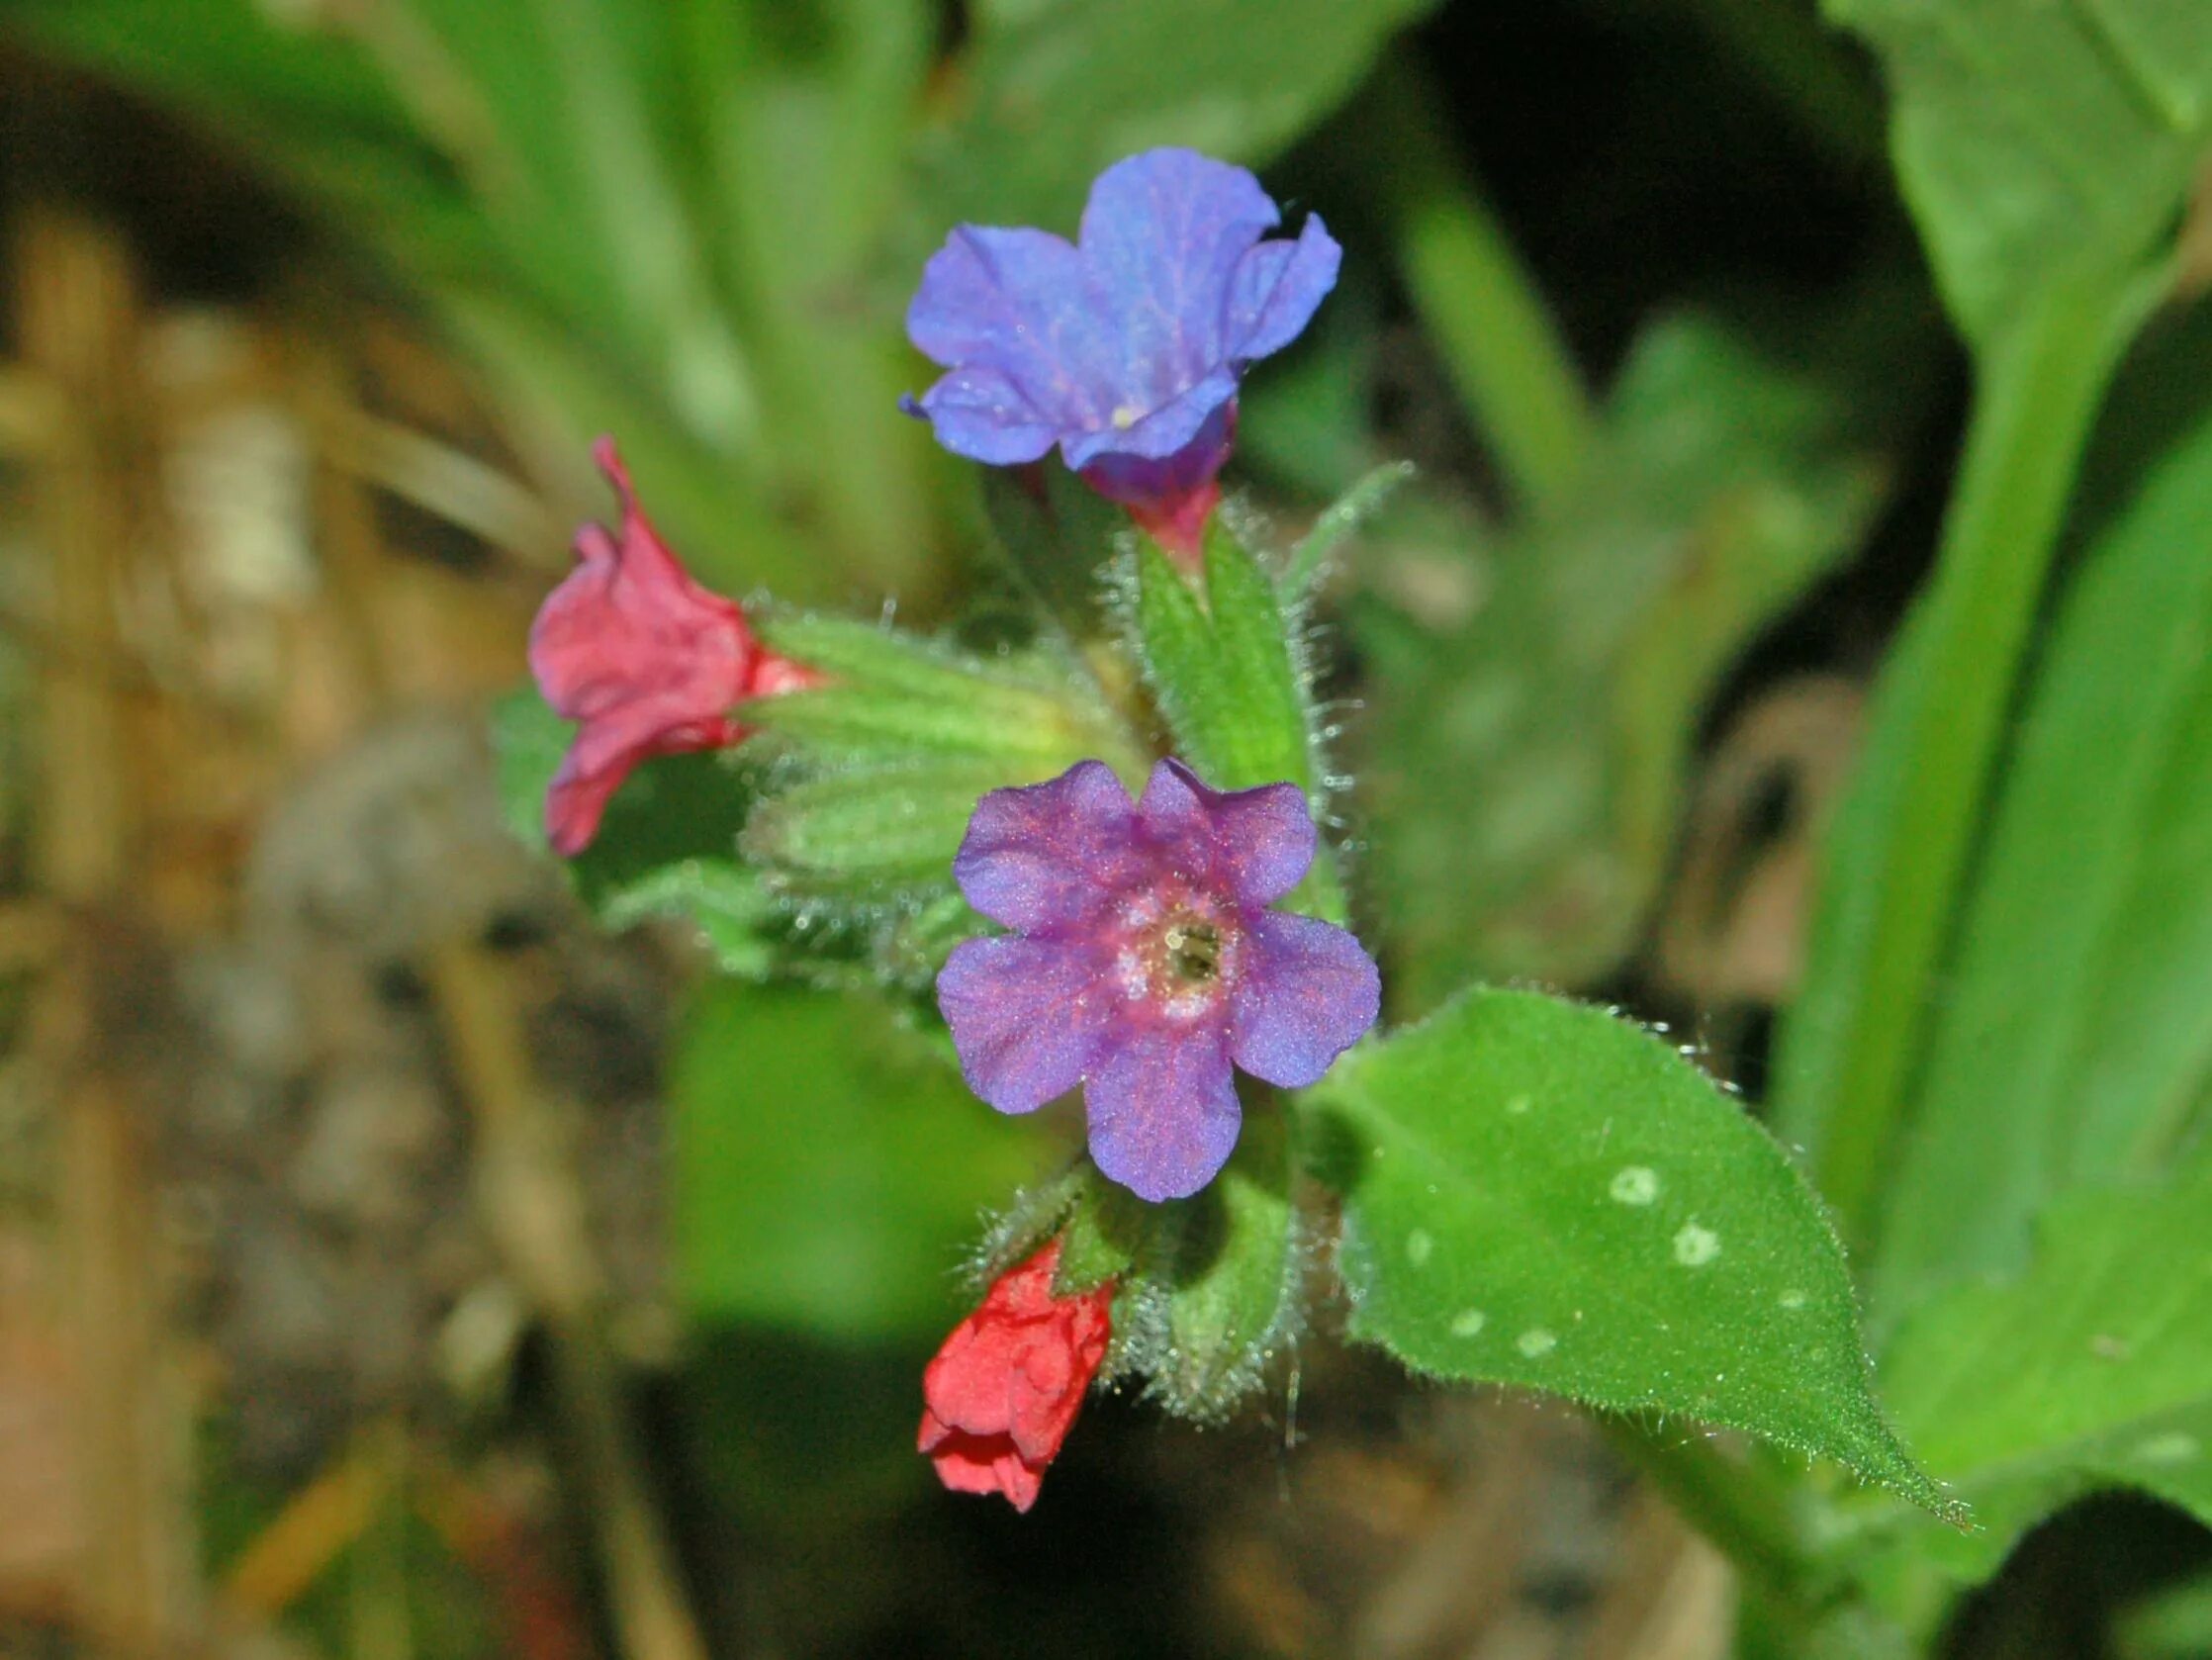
[1780,2,2212,1229]
[910,0,1443,232]
[679,0,938,586]
[1363,313,1891,1004]
[674,982,1044,1342]
[1829,0,2212,349]
[1867,386,2212,1314]
[1854,1171,2212,1584]
[1771,272,2157,1242]
[1344,53,1593,511]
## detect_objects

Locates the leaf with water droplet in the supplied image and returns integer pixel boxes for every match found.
[1301,986,1955,1518]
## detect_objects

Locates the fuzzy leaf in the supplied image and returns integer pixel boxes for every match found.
[1304,987,1954,1517]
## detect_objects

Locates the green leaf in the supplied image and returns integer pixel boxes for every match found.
[1866,386,2212,1314]
[673,981,1043,1342]
[1362,313,1892,1003]
[1829,0,2212,350]
[2118,1573,2212,1660]
[1303,987,1953,1517]
[1770,276,2156,1244]
[1849,1173,2212,1584]
[908,0,1440,234]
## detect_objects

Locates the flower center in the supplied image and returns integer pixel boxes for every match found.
[1110,403,1144,430]
[1112,894,1236,1019]
[1161,917,1222,985]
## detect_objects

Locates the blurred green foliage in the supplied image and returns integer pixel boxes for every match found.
[674,981,1042,1342]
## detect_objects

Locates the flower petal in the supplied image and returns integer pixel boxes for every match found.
[1227,213,1341,364]
[528,553,750,723]
[1074,400,1234,511]
[953,760,1142,931]
[1138,762,1316,906]
[1207,783,1317,907]
[1083,1024,1243,1202]
[938,935,1115,1114]
[543,744,630,860]
[1078,148,1277,399]
[906,226,1109,428]
[917,1420,1045,1512]
[541,699,742,858]
[1061,366,1240,471]
[916,366,1061,466]
[1230,912,1380,1089]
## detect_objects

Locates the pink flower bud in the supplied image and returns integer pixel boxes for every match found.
[527,438,818,855]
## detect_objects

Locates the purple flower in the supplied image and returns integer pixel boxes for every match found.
[937,759,1380,1203]
[905,148,1340,560]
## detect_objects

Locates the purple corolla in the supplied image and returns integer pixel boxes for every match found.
[905,148,1340,560]
[936,758,1379,1202]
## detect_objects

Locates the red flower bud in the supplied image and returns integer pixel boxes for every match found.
[918,1239,1113,1513]
[527,438,818,856]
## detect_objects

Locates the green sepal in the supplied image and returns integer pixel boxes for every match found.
[596,860,779,978]
[1130,524,1346,923]
[740,758,1043,897]
[1052,1165,1144,1296]
[1111,1104,1304,1422]
[1132,523,1315,793]
[749,609,1146,778]
[1284,460,1418,597]
[736,609,1150,926]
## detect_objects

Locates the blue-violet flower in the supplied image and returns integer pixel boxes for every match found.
[937,759,1379,1202]
[905,147,1340,560]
